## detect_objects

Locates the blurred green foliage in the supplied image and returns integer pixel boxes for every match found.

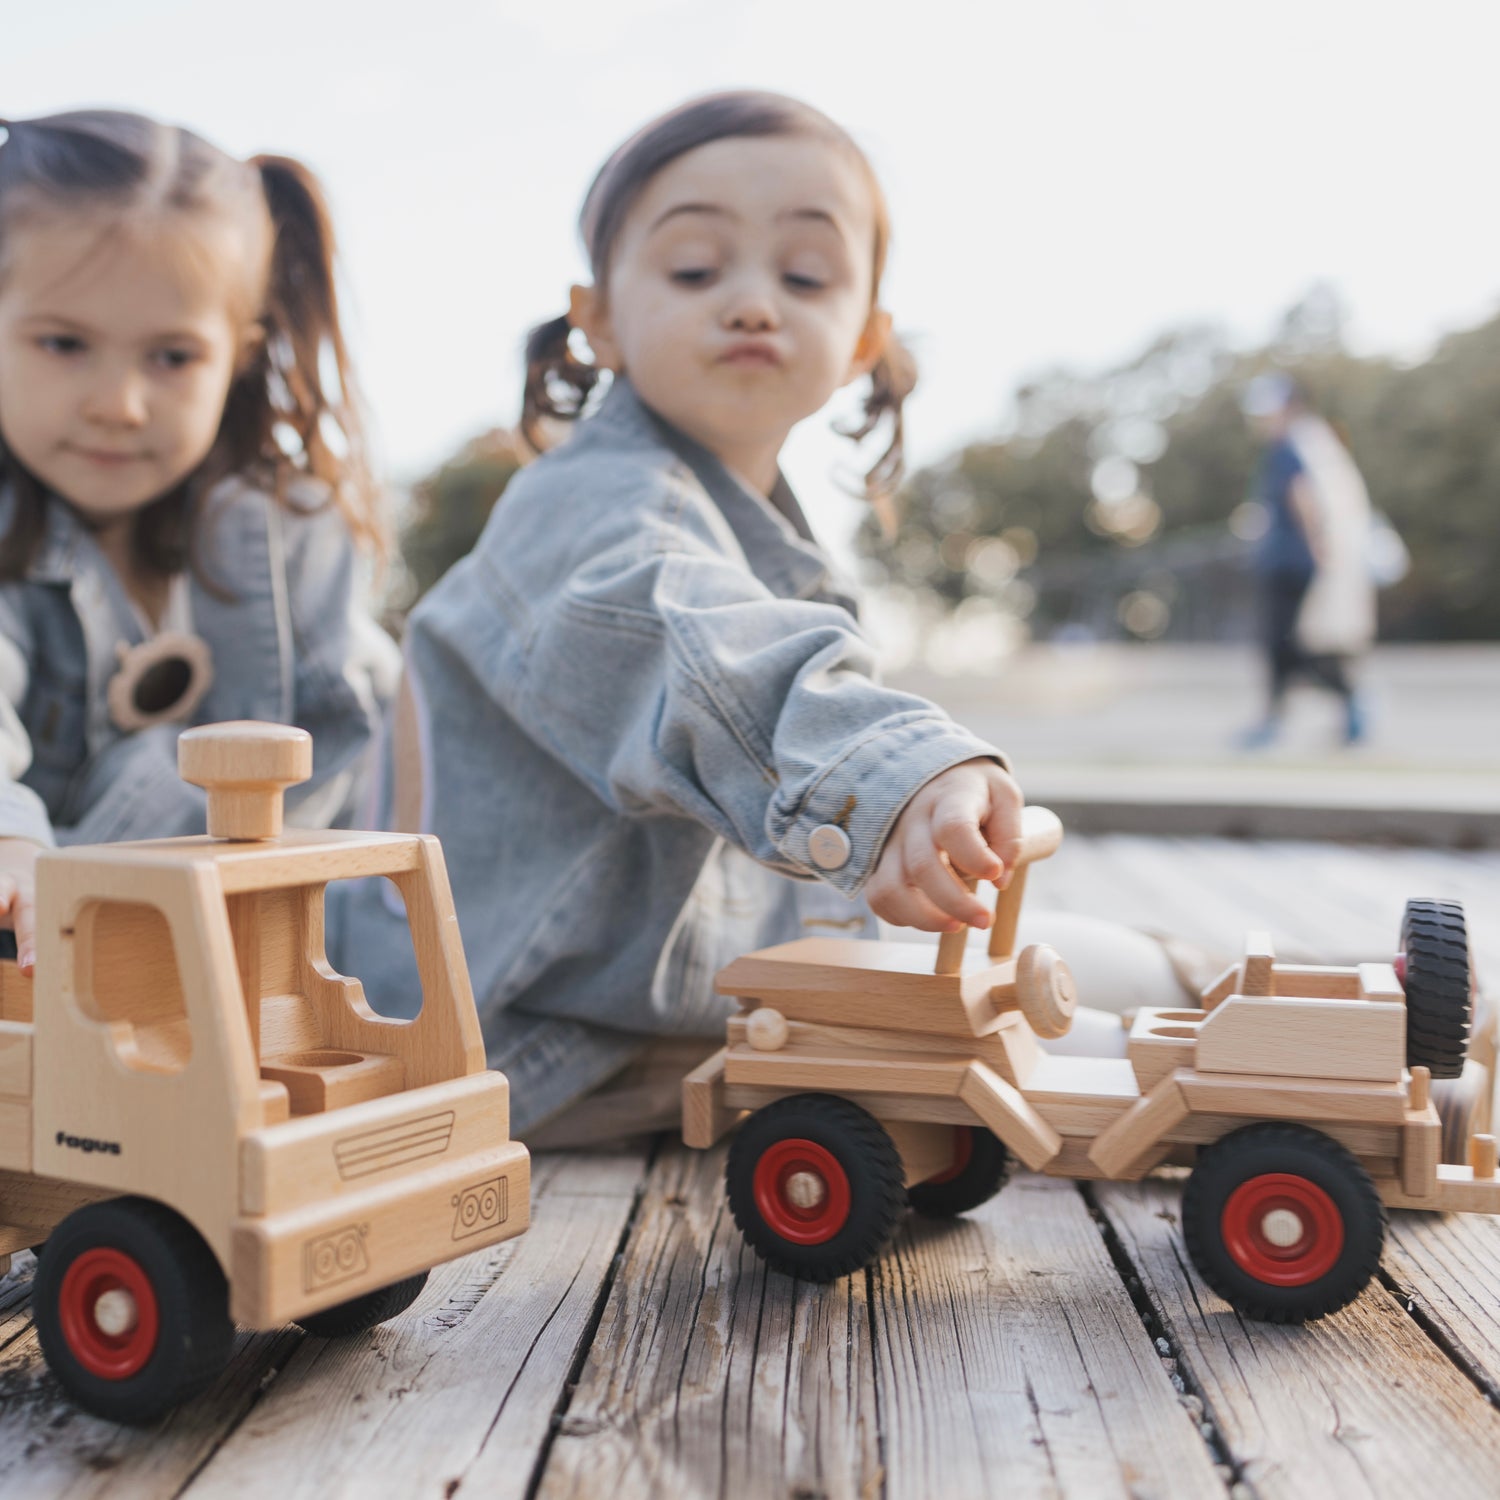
[386,428,524,624]
[866,290,1500,641]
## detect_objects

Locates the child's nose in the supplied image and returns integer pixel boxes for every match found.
[84,364,149,427]
[723,277,781,333]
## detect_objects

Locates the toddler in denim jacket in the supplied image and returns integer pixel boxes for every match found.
[0,110,395,969]
[334,93,1029,1135]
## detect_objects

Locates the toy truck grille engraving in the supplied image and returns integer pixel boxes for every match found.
[451,1177,508,1240]
[334,1110,456,1180]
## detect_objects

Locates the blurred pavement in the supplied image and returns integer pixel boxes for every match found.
[890,643,1500,843]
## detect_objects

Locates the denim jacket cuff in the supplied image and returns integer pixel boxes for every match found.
[774,716,1007,896]
[0,782,55,848]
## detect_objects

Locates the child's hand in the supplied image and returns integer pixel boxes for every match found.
[864,759,1025,932]
[0,838,40,975]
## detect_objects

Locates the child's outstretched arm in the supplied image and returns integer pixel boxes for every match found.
[863,757,1024,932]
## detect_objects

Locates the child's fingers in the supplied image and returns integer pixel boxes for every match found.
[902,827,990,928]
[868,880,965,932]
[931,800,1004,882]
[14,896,35,974]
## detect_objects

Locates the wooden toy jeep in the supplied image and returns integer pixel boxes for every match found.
[0,723,530,1423]
[685,807,1486,1323]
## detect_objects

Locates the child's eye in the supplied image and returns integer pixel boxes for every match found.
[783,272,826,292]
[152,347,199,370]
[38,333,86,356]
[669,267,716,287]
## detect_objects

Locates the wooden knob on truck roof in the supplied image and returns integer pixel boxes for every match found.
[179,722,312,841]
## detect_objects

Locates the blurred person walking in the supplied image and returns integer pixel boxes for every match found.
[1237,373,1374,748]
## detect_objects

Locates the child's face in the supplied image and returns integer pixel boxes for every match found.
[572,134,889,489]
[0,213,252,526]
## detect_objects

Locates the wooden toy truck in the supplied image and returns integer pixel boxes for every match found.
[0,723,530,1423]
[685,807,1483,1323]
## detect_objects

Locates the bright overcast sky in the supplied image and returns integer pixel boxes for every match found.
[7,0,1499,558]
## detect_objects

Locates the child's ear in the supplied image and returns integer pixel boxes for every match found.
[568,284,621,371]
[844,307,892,384]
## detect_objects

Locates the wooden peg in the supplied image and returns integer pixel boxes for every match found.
[990,807,1062,960]
[1409,1065,1431,1113]
[179,722,312,841]
[934,876,978,976]
[1469,1134,1497,1180]
[745,1008,789,1052]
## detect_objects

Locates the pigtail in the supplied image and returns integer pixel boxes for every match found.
[244,154,384,556]
[520,313,602,454]
[839,332,918,532]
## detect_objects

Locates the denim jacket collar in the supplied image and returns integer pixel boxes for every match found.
[586,377,857,614]
[12,489,84,587]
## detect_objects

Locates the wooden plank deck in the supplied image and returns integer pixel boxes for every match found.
[4,834,1500,1498]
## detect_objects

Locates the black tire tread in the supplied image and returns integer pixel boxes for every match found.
[907,1129,1011,1218]
[296,1272,430,1338]
[34,1196,232,1424]
[726,1094,906,1282]
[1402,899,1472,1080]
[1182,1122,1385,1324]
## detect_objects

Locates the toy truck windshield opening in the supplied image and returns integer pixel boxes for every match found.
[43,832,480,1131]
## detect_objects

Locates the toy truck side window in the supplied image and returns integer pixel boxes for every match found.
[72,901,191,1074]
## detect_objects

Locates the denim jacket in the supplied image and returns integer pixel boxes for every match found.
[328,378,1001,1130]
[0,478,396,847]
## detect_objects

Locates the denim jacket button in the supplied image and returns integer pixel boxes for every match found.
[808,824,852,871]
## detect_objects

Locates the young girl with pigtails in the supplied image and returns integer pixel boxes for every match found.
[0,109,396,971]
[336,90,1037,1139]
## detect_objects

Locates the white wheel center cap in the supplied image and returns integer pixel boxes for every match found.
[1261,1209,1304,1249]
[94,1287,139,1338]
[785,1171,827,1211]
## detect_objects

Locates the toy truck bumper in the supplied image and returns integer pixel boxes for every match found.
[229,1137,529,1327]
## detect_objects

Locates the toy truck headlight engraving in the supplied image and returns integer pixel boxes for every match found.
[452,1178,507,1240]
[303,1223,369,1292]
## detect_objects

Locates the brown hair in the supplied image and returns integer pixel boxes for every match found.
[0,109,384,581]
[520,91,917,503]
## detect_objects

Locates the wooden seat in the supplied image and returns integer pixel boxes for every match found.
[259,1049,405,1116]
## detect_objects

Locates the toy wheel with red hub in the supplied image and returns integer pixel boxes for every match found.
[907,1127,1010,1218]
[296,1272,429,1338]
[33,1196,233,1424]
[1400,898,1472,1080]
[726,1094,905,1281]
[1182,1123,1385,1323]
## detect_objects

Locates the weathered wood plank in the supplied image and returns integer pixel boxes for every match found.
[536,1143,880,1500]
[0,1151,646,1500]
[869,1173,1227,1499]
[176,1149,649,1500]
[1096,1176,1500,1498]
[0,1267,296,1500]
[541,1148,1225,1500]
[1382,1208,1500,1403]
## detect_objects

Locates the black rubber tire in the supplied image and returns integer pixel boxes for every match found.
[726,1094,906,1281]
[1182,1123,1385,1323]
[1402,898,1472,1080]
[33,1197,233,1424]
[907,1128,1011,1218]
[295,1272,430,1338]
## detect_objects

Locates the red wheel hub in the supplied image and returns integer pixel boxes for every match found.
[923,1126,975,1186]
[753,1137,852,1245]
[58,1247,160,1380]
[1221,1173,1344,1286]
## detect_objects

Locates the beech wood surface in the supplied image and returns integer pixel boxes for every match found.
[5,833,1500,1497]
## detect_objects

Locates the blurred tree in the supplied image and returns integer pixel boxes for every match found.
[866,297,1500,642]
[386,428,524,625]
